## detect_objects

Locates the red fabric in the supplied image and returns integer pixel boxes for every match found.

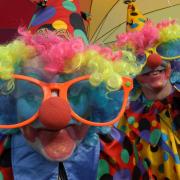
[0,167,13,180]
[0,136,13,180]
[0,0,35,28]
[29,0,82,34]
[0,0,35,43]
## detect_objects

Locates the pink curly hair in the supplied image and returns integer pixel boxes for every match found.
[156,19,176,29]
[18,28,85,73]
[116,21,159,54]
[90,45,122,61]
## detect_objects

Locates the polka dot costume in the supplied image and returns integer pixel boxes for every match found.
[98,90,180,179]
[0,135,13,180]
[29,0,88,44]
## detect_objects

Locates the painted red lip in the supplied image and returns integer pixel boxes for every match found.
[22,124,89,161]
[38,128,76,160]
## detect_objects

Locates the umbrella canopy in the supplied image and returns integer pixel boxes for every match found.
[80,0,180,45]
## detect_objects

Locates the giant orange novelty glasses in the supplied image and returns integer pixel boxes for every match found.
[0,74,133,129]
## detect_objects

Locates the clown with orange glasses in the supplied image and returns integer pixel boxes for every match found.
[0,0,142,179]
[0,24,140,179]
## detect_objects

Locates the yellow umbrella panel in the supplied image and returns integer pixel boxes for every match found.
[80,0,180,45]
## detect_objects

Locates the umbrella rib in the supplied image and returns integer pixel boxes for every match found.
[104,40,116,45]
[92,0,121,42]
[99,22,125,44]
[94,3,180,44]
[89,0,120,42]
[143,3,180,16]
[87,0,94,38]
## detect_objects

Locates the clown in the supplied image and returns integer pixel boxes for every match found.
[97,1,180,179]
[0,1,141,179]
[0,32,137,180]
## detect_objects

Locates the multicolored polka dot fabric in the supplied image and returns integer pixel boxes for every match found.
[98,90,180,179]
[0,135,13,180]
[29,0,88,44]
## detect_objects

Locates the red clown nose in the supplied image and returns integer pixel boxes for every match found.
[39,97,71,129]
[147,53,162,69]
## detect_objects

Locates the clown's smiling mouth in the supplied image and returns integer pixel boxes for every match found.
[21,124,89,161]
[144,69,164,76]
[142,66,165,76]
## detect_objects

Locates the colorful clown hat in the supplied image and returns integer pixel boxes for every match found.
[124,0,147,32]
[28,0,88,44]
[122,0,164,72]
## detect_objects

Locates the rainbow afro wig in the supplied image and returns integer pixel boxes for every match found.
[0,28,142,93]
[116,19,180,90]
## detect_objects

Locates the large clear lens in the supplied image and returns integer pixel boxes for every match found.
[156,39,180,59]
[0,79,43,125]
[68,80,124,123]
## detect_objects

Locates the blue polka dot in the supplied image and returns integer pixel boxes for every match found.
[113,169,131,179]
[30,7,56,27]
[131,23,138,28]
[163,152,169,161]
[174,154,180,164]
[161,133,168,142]
[111,128,125,143]
[172,123,177,131]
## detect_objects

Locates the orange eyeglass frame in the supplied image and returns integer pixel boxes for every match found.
[0,74,133,129]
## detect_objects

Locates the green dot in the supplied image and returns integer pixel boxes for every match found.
[150,129,161,146]
[146,100,153,107]
[120,149,129,164]
[97,159,110,180]
[158,164,164,173]
[3,139,11,149]
[74,29,89,44]
[0,172,4,180]
[120,125,127,132]
[128,116,135,125]
[125,81,131,87]
[138,18,146,23]
[133,144,139,164]
[62,1,77,12]
[143,160,149,170]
